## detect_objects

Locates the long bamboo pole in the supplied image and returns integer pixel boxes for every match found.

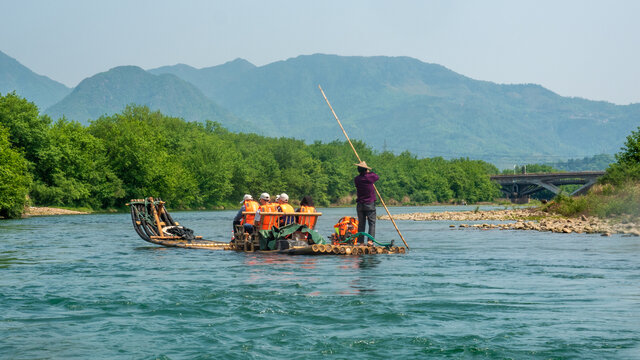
[318,85,409,250]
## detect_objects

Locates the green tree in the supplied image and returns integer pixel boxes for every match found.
[177,122,237,207]
[88,106,198,207]
[602,126,640,184]
[0,124,31,218]
[616,127,640,166]
[0,92,51,163]
[308,140,355,204]
[30,118,124,208]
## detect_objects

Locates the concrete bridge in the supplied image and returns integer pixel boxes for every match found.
[490,171,606,203]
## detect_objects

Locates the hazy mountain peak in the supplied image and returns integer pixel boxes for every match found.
[45,65,246,131]
[0,49,71,109]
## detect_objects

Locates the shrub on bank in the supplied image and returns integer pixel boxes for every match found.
[548,182,640,219]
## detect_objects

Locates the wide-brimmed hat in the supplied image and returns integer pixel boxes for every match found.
[354,161,371,170]
[240,194,253,204]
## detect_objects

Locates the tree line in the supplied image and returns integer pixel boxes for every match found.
[0,92,506,218]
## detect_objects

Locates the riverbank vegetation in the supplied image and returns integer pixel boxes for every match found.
[545,126,640,220]
[0,92,502,218]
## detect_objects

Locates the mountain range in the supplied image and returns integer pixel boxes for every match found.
[2,50,638,167]
[46,65,248,132]
[0,50,70,108]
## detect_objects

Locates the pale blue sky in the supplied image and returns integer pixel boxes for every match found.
[1,0,639,104]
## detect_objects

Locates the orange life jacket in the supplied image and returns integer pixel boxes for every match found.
[334,216,359,237]
[297,205,317,228]
[278,203,295,226]
[258,203,279,230]
[241,200,259,225]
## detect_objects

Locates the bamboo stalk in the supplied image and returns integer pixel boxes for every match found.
[318,85,409,250]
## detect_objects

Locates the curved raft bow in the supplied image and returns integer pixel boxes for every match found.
[127,197,228,249]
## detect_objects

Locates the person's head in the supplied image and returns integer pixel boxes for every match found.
[259,192,270,204]
[300,195,314,207]
[354,161,371,175]
[240,194,253,204]
[279,193,289,203]
[274,194,280,203]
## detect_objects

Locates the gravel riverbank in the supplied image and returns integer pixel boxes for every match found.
[24,207,90,216]
[380,208,640,236]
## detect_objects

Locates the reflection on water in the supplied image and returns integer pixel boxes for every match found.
[357,255,381,270]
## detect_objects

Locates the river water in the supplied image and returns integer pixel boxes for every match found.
[1,206,639,359]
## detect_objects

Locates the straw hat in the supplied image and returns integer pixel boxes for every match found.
[354,161,371,170]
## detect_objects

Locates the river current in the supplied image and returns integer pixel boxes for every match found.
[1,206,639,359]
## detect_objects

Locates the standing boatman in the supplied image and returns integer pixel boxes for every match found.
[353,161,379,245]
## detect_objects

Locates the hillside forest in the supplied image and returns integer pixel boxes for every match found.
[0,92,503,218]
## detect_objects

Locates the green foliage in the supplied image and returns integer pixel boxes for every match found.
[30,118,123,208]
[550,183,640,218]
[601,126,640,185]
[548,154,615,171]
[85,105,504,208]
[0,92,51,163]
[88,106,200,208]
[616,127,640,166]
[0,124,31,218]
[0,93,507,214]
[550,126,640,219]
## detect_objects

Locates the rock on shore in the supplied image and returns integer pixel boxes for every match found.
[380,209,640,236]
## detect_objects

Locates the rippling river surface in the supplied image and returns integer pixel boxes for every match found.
[1,206,639,359]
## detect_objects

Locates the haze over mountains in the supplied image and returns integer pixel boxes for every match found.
[46,65,249,132]
[0,50,70,109]
[1,50,638,167]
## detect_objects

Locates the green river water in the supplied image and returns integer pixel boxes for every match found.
[1,206,638,359]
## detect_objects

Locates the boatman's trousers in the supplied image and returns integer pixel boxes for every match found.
[356,202,376,244]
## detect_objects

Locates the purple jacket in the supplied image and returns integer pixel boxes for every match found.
[354,172,379,204]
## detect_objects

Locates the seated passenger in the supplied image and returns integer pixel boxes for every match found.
[277,193,295,226]
[256,193,279,230]
[233,194,259,235]
[296,195,317,228]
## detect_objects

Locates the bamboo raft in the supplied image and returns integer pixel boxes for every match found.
[127,197,405,255]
